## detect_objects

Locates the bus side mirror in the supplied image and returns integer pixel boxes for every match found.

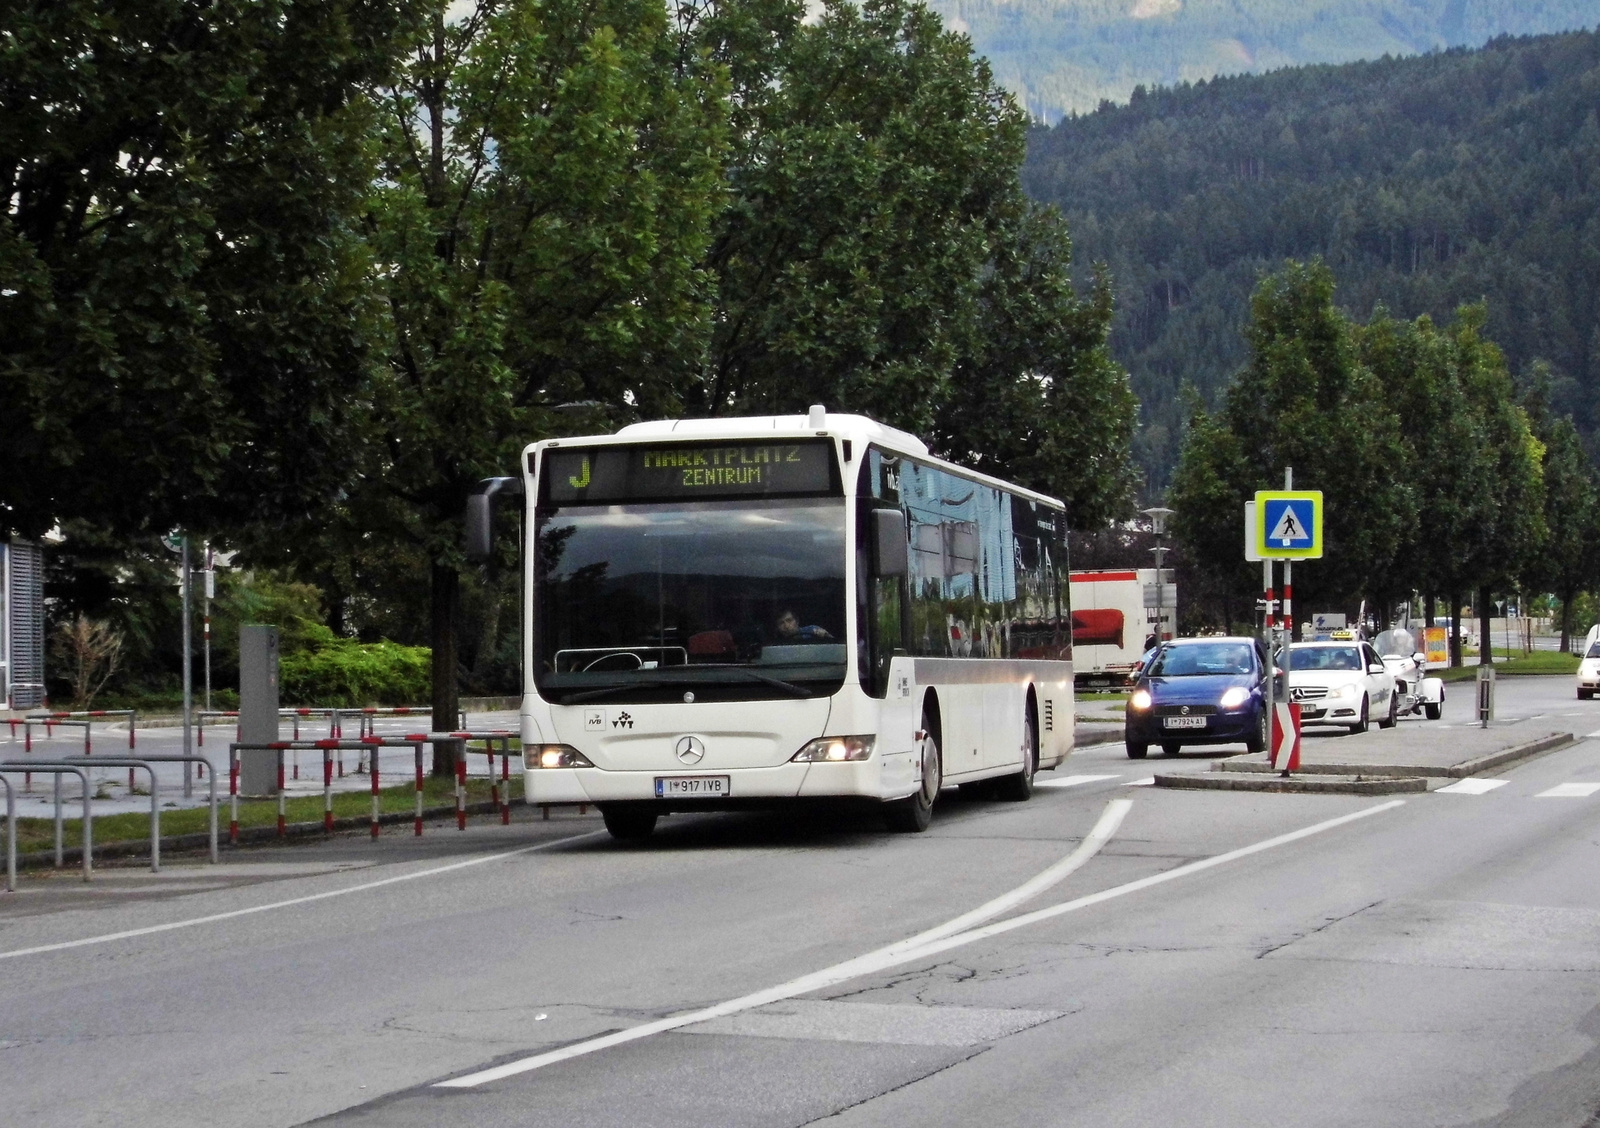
[465,477,524,562]
[872,508,908,578]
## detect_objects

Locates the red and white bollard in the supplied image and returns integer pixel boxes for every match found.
[322,747,335,832]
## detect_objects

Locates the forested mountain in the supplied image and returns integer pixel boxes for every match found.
[1023,28,1600,491]
[933,0,1599,121]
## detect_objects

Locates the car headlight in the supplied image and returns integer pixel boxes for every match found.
[1219,686,1249,709]
[527,744,594,769]
[1331,683,1358,700]
[1129,689,1153,710]
[792,735,874,762]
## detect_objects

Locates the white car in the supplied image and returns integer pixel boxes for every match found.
[1578,639,1600,699]
[1286,640,1397,732]
[1372,628,1446,719]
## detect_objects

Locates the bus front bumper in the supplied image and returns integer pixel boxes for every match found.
[525,755,916,806]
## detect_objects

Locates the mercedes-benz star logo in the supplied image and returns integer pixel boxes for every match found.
[674,736,706,765]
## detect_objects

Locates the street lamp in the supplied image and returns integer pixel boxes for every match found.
[1143,507,1175,643]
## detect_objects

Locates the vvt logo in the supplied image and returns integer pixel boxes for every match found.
[612,711,634,729]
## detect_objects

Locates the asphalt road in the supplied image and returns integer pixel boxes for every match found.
[5,675,1600,1128]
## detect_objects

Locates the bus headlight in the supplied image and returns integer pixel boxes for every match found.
[792,735,875,762]
[527,744,594,769]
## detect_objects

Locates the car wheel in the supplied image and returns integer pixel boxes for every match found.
[1126,742,1148,759]
[885,717,941,832]
[1424,702,1442,720]
[1349,695,1369,734]
[1161,742,1182,756]
[1245,709,1268,755]
[600,804,658,841]
[1378,692,1398,729]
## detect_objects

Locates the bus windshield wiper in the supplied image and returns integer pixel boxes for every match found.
[561,668,813,704]
[564,679,678,704]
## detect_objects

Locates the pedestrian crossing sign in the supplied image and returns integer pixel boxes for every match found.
[1253,490,1323,558]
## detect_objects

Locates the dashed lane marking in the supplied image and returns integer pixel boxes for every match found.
[1126,777,1156,786]
[436,798,1405,1088]
[1437,778,1510,795]
[1536,782,1600,798]
[1036,775,1121,789]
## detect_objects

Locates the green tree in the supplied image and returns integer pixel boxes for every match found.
[1170,261,1414,618]
[0,0,410,539]
[1521,370,1595,652]
[689,0,1136,520]
[1356,309,1493,654]
[1446,307,1546,663]
[361,0,728,766]
[933,205,1139,528]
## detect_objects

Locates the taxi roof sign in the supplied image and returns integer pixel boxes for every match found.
[1253,490,1323,559]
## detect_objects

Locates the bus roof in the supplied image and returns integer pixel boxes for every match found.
[526,411,1066,511]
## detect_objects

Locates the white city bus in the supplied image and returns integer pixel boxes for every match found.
[469,407,1075,840]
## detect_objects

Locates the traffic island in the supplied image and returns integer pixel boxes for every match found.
[1154,772,1428,795]
[1212,728,1574,780]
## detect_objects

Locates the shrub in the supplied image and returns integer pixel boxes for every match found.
[279,624,430,707]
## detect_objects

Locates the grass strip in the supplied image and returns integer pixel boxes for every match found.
[11,775,524,855]
[1437,650,1580,682]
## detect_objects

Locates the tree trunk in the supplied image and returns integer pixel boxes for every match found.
[1449,592,1462,668]
[1559,589,1574,653]
[1478,585,1494,665]
[431,560,460,776]
[1424,592,1435,628]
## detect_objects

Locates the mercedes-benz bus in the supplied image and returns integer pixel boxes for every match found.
[467,407,1075,840]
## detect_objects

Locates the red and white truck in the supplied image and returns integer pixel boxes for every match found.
[1069,568,1175,688]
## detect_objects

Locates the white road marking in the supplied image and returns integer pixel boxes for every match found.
[0,831,606,962]
[1437,778,1510,795]
[436,798,1405,1088]
[1035,774,1121,789]
[1126,777,1156,786]
[1536,782,1600,798]
[1585,730,1600,739]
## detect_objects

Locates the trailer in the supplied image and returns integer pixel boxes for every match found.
[1069,568,1175,688]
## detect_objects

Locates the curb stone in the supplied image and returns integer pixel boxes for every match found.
[1213,732,1575,779]
[1155,773,1428,795]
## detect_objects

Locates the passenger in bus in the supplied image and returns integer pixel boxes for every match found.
[776,609,832,641]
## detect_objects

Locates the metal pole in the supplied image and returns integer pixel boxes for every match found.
[3,776,14,893]
[1283,468,1293,645]
[1263,559,1275,760]
[203,542,212,714]
[181,537,193,799]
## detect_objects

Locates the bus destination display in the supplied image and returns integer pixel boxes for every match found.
[544,441,835,503]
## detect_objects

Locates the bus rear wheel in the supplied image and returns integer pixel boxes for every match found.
[600,804,658,841]
[993,706,1037,801]
[885,721,941,832]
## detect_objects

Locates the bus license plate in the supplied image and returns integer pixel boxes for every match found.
[1163,716,1207,730]
[655,775,731,798]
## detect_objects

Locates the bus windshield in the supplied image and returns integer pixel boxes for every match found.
[535,497,848,704]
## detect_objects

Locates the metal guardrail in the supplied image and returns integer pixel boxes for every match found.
[228,730,516,843]
[0,762,92,882]
[1,774,13,893]
[62,754,218,867]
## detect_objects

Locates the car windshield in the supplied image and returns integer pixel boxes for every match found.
[534,497,848,704]
[1289,646,1363,671]
[1588,643,1600,659]
[1374,629,1416,657]
[1147,642,1256,676]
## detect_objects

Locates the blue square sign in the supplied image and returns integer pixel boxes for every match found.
[1253,491,1323,558]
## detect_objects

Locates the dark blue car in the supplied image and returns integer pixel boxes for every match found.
[1124,636,1272,759]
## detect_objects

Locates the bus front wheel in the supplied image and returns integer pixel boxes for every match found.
[600,803,658,841]
[993,705,1037,801]
[885,723,941,833]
